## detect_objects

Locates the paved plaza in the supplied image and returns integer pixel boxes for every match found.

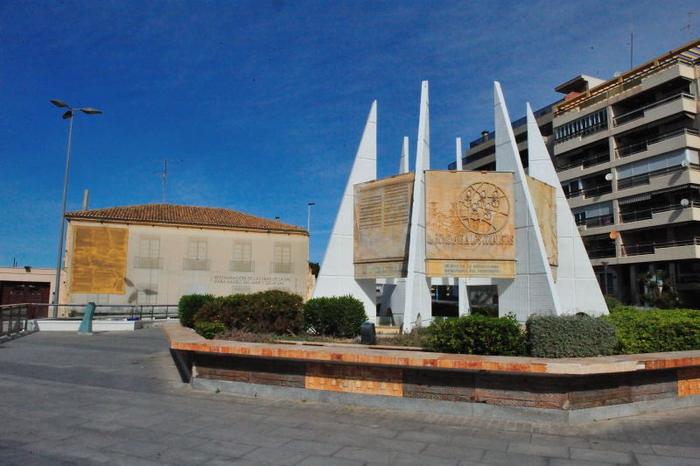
[2,328,700,465]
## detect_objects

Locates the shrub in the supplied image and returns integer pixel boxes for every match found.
[303,296,368,338]
[178,294,216,328]
[193,290,304,335]
[426,314,526,356]
[526,314,618,358]
[470,305,498,318]
[605,308,700,354]
[194,321,227,339]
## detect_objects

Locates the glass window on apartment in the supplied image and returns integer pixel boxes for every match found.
[271,242,293,273]
[188,239,208,259]
[231,241,254,272]
[184,238,210,270]
[136,236,162,269]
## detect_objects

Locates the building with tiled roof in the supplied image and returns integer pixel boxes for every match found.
[60,204,310,309]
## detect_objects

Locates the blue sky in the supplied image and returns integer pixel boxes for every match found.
[1,0,697,267]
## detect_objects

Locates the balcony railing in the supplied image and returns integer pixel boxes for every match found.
[575,213,614,228]
[270,262,293,274]
[612,92,696,127]
[554,121,608,145]
[183,258,211,271]
[134,257,163,269]
[616,164,693,190]
[566,184,613,199]
[556,151,610,172]
[229,261,255,272]
[586,245,617,259]
[1,305,28,337]
[614,127,699,158]
[620,201,698,223]
[622,237,700,256]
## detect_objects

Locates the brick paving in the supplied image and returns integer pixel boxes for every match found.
[2,328,700,465]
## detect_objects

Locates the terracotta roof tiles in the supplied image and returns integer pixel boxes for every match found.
[65,204,307,234]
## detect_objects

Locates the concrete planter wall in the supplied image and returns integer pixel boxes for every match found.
[163,323,700,424]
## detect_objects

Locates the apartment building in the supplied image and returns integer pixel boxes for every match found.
[456,39,700,306]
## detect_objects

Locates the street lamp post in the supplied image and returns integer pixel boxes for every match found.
[50,100,102,317]
[307,202,315,232]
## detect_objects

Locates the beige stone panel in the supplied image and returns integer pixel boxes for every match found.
[69,226,128,294]
[527,176,558,267]
[426,259,515,278]
[354,172,413,269]
[425,171,515,261]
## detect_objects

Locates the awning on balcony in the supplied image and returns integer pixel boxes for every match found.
[619,193,651,205]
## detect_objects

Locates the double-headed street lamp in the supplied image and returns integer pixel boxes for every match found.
[50,100,102,315]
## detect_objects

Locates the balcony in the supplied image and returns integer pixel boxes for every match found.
[133,257,163,269]
[565,184,613,200]
[270,262,293,274]
[615,128,699,159]
[575,213,614,229]
[183,258,210,271]
[621,237,700,259]
[229,261,255,272]
[612,93,696,133]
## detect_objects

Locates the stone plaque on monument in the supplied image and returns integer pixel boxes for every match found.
[425,171,515,277]
[354,172,414,278]
[527,175,558,268]
[70,225,128,294]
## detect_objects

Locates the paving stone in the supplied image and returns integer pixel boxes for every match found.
[334,445,399,463]
[635,453,700,466]
[570,446,633,464]
[506,441,570,458]
[297,455,365,466]
[481,450,549,465]
[281,439,344,456]
[421,443,485,462]
[242,446,309,465]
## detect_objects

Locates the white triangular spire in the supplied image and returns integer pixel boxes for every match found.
[526,103,608,315]
[493,82,561,320]
[403,81,432,331]
[455,137,463,170]
[313,101,377,316]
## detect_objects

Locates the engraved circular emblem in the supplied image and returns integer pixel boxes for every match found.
[457,182,510,235]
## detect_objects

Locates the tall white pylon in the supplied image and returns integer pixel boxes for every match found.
[312,101,377,318]
[525,104,608,315]
[454,137,470,316]
[399,136,410,174]
[492,82,561,321]
[404,81,432,331]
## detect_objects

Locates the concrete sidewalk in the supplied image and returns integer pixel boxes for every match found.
[1,329,700,465]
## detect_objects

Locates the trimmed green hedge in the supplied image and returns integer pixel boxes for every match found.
[178,294,215,328]
[427,314,526,356]
[303,296,368,338]
[191,290,304,335]
[526,314,618,358]
[604,308,700,354]
[194,321,227,339]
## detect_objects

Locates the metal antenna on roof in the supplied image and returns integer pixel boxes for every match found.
[158,158,183,204]
[682,11,698,41]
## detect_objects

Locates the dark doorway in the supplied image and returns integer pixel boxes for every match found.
[0,281,51,318]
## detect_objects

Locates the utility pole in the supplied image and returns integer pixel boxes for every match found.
[159,158,183,203]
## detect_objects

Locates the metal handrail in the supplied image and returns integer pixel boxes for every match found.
[615,127,699,157]
[622,237,700,256]
[620,201,699,223]
[0,303,180,321]
[0,306,29,337]
[613,92,696,126]
[556,151,610,171]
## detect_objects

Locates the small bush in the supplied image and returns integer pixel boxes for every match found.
[470,305,498,318]
[193,290,304,335]
[178,294,216,328]
[605,308,700,354]
[426,314,526,356]
[526,314,618,358]
[194,321,227,339]
[303,296,368,338]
